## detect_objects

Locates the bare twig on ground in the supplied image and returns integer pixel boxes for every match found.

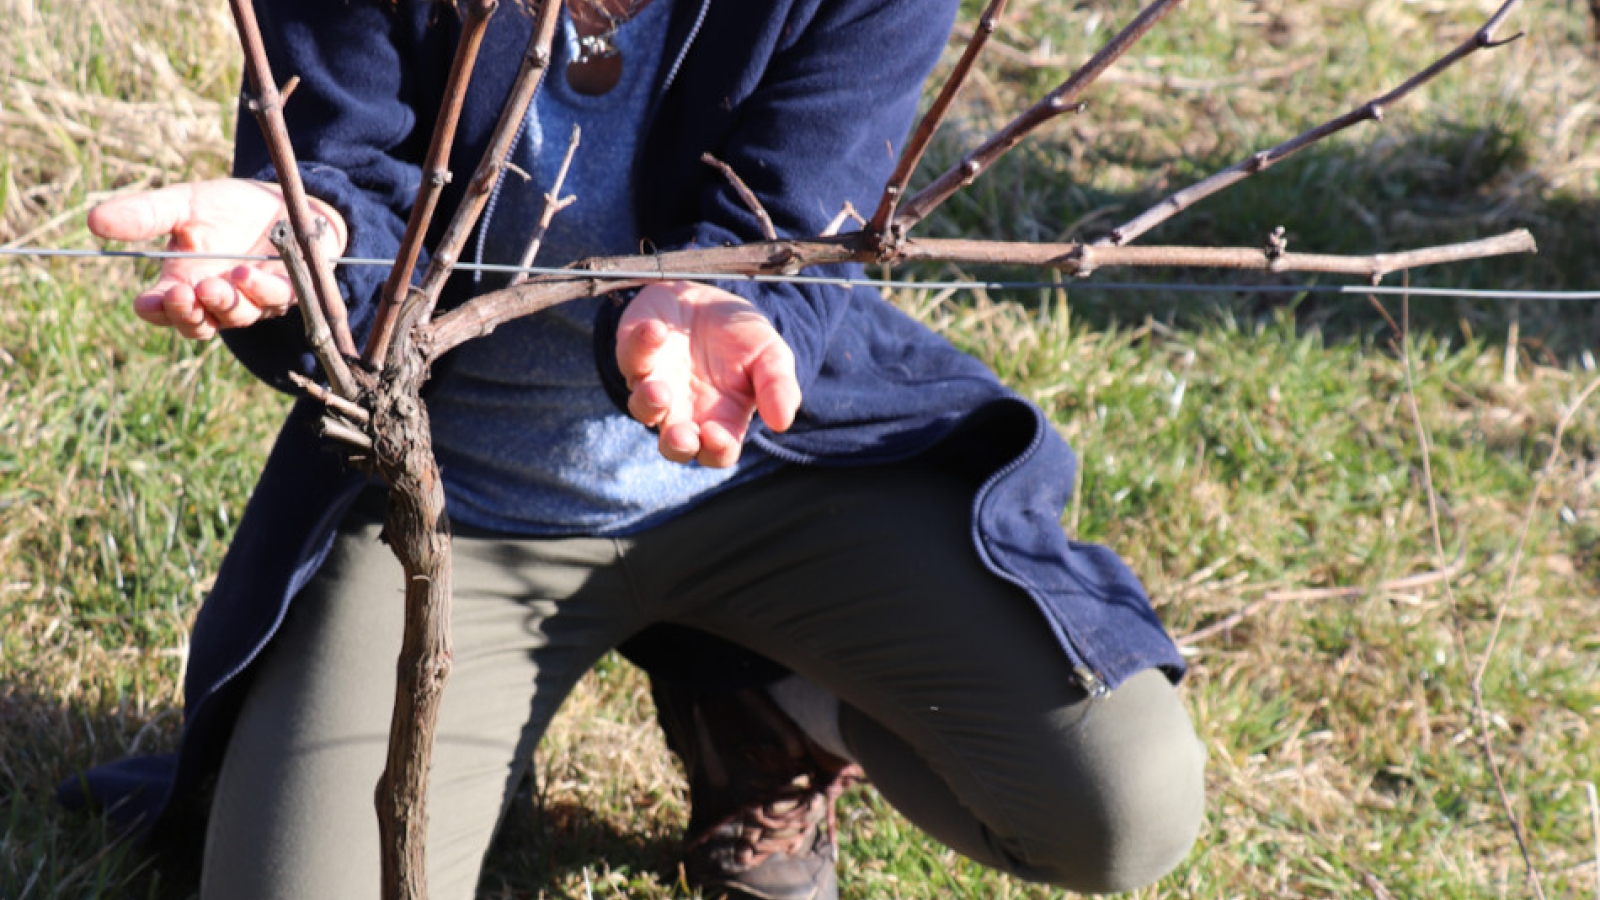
[1481,370,1600,686]
[1464,366,1600,900]
[1586,781,1600,900]
[1101,0,1525,247]
[1177,554,1467,645]
[1363,871,1400,900]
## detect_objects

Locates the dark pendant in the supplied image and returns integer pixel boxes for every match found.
[567,53,623,95]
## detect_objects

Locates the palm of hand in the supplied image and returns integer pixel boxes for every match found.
[87,179,344,339]
[167,182,287,255]
[617,281,800,468]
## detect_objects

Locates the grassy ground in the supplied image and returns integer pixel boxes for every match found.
[3,0,1598,897]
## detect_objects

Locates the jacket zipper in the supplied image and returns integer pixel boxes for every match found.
[970,399,1110,697]
[658,0,710,98]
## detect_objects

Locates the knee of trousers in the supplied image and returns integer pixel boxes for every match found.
[998,674,1207,895]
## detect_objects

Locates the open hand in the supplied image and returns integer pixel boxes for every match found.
[616,281,801,468]
[87,179,346,340]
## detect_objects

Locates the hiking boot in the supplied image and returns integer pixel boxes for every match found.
[651,679,863,900]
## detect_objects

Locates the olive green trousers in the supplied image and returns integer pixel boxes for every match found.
[202,464,1204,899]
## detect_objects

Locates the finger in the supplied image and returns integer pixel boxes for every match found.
[162,283,217,341]
[655,380,702,463]
[194,275,263,330]
[228,265,296,313]
[658,421,700,465]
[615,316,672,385]
[695,419,745,469]
[180,316,219,341]
[626,379,673,429]
[747,342,801,433]
[692,389,759,466]
[132,270,206,327]
[87,185,195,243]
[133,289,175,326]
[125,249,226,327]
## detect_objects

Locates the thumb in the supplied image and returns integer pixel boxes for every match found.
[748,341,801,433]
[87,184,196,243]
[616,315,674,385]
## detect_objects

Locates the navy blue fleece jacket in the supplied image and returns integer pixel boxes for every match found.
[61,0,1185,839]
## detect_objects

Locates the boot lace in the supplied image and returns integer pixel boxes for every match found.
[692,763,864,870]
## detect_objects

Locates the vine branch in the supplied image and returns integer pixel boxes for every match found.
[365,0,501,369]
[510,124,581,286]
[890,0,1186,235]
[267,223,359,399]
[1101,0,1524,247]
[868,0,1011,239]
[428,229,1536,358]
[370,357,452,900]
[227,0,361,397]
[703,153,777,241]
[381,0,563,366]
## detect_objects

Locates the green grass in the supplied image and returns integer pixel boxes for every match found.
[5,0,1600,897]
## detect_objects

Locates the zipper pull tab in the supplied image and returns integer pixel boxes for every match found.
[1074,665,1109,699]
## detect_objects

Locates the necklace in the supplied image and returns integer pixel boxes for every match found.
[570,0,646,65]
[574,31,619,65]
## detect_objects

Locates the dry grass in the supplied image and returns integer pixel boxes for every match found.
[3,0,1600,897]
[0,0,235,249]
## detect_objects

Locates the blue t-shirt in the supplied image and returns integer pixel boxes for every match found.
[429,0,780,536]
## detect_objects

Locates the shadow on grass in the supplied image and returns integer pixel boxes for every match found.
[0,682,197,900]
[5,679,684,899]
[480,781,685,899]
[918,115,1600,359]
